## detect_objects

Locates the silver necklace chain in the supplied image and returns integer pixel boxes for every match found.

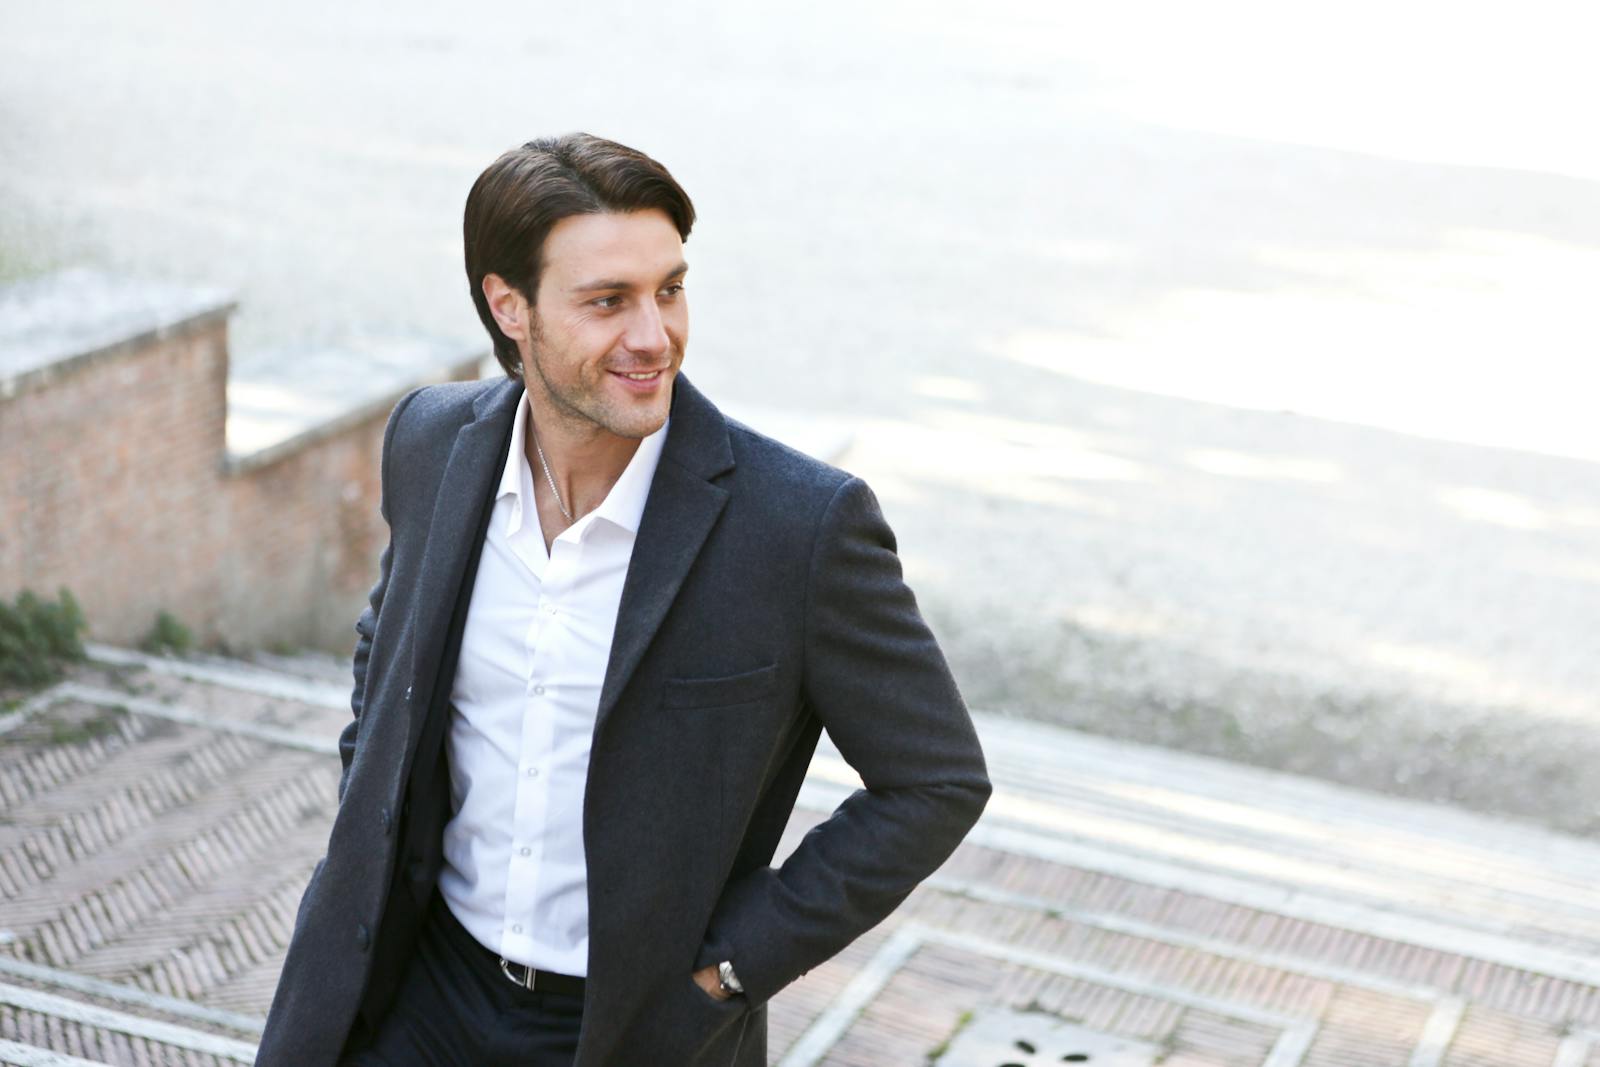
[530,424,574,522]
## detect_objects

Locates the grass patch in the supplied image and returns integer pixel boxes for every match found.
[140,610,193,656]
[0,587,87,688]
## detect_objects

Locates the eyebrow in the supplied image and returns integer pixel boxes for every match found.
[570,261,689,293]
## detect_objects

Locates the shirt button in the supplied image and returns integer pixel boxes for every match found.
[526,767,539,778]
[545,605,558,616]
[520,847,532,857]
[512,924,523,934]
[533,685,545,696]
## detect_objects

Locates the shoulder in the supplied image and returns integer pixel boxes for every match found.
[377,377,513,520]
[720,415,854,511]
[390,377,506,440]
[664,374,855,521]
[383,376,513,463]
[713,415,896,560]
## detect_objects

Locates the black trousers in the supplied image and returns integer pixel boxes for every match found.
[342,895,584,1067]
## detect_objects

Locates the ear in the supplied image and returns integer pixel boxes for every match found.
[483,274,530,341]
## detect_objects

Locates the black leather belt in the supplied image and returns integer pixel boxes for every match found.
[432,892,587,1000]
[497,957,587,999]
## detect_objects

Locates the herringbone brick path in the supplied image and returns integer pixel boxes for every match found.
[3,647,1600,1065]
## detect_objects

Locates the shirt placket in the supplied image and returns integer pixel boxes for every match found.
[502,526,579,952]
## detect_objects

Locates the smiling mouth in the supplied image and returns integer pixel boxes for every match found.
[607,368,670,393]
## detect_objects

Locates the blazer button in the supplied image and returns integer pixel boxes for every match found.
[381,807,393,835]
[355,924,371,951]
[404,685,413,701]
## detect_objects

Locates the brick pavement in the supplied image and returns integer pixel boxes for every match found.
[3,647,1599,1066]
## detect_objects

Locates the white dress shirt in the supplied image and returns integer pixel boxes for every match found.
[439,386,667,976]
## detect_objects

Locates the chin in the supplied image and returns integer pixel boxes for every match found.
[631,409,670,439]
[601,404,668,441]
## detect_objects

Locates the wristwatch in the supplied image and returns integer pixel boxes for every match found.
[716,960,744,997]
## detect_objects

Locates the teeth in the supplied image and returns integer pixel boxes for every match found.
[622,372,659,380]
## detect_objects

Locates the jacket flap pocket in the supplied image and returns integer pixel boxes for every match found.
[663,664,778,709]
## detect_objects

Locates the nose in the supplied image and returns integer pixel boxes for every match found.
[622,300,670,358]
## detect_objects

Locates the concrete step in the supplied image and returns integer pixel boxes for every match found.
[5,647,1600,1066]
[225,335,482,471]
[813,709,1600,984]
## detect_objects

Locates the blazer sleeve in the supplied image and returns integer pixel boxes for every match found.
[693,475,992,1005]
[339,387,422,803]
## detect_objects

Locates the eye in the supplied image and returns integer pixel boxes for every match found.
[591,295,623,309]
[660,283,685,299]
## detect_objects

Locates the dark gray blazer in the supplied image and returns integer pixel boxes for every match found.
[256,373,990,1066]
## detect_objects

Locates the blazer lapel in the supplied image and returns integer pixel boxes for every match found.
[595,374,735,736]
[406,377,521,745]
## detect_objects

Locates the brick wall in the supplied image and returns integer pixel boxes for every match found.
[218,412,387,651]
[2,315,233,644]
[1,282,474,654]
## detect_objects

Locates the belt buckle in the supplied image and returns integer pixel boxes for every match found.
[499,957,536,990]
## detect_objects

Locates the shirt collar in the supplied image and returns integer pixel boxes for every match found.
[497,386,668,539]
[589,409,668,535]
[496,390,535,539]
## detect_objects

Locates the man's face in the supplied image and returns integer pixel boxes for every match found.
[505,209,688,442]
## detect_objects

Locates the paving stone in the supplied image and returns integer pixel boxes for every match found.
[5,647,1600,1066]
[936,1008,1162,1067]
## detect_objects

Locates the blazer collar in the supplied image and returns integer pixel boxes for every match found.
[654,372,735,482]
[599,372,735,735]
[405,376,521,733]
[472,373,523,425]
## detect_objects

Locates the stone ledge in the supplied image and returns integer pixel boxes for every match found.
[0,268,236,400]
[224,336,483,474]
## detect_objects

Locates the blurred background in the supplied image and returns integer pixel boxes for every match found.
[4,0,1600,833]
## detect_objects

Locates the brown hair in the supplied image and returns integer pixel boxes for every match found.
[463,133,696,377]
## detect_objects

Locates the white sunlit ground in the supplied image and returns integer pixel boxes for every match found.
[3,0,1599,828]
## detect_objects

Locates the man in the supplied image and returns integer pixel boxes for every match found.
[257,133,990,1066]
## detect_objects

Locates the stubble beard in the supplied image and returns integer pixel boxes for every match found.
[522,313,675,443]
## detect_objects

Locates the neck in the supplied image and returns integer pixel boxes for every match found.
[524,392,644,519]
